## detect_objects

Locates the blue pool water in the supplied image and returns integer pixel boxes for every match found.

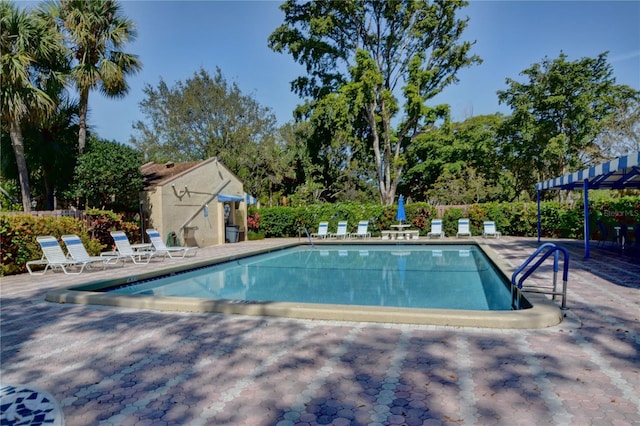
[106,244,514,311]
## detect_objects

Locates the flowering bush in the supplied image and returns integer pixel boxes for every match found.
[247,212,260,231]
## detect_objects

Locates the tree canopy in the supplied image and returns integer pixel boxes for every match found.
[2,0,638,213]
[46,0,142,154]
[68,137,143,210]
[130,67,288,202]
[1,0,142,212]
[497,52,635,199]
[269,0,482,205]
[404,114,508,204]
[1,0,66,211]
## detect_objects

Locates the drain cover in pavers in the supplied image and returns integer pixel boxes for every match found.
[1,384,65,426]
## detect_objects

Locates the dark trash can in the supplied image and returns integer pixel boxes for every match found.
[225,225,240,243]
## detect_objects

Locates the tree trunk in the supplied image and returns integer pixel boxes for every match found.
[9,119,32,212]
[367,97,403,206]
[372,129,398,206]
[78,88,89,154]
[368,105,396,206]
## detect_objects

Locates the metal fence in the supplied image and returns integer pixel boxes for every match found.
[0,210,87,220]
[0,210,141,227]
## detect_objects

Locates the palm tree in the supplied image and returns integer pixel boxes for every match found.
[52,0,142,153]
[1,1,65,212]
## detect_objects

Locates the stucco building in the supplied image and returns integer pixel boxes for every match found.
[140,158,248,247]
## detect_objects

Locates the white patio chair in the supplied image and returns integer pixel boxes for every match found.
[310,221,329,239]
[456,219,472,238]
[146,229,198,258]
[349,221,371,238]
[482,221,501,238]
[330,221,349,239]
[110,231,164,264]
[27,236,93,275]
[61,234,124,268]
[426,220,445,239]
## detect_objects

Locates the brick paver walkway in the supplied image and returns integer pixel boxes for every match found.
[1,237,638,425]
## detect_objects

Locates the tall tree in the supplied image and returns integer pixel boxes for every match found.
[269,0,481,205]
[49,0,141,153]
[130,67,284,202]
[497,52,635,199]
[0,1,65,211]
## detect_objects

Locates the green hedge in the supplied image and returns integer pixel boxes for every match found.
[2,197,638,275]
[258,202,435,238]
[254,197,640,240]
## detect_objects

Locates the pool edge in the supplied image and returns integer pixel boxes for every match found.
[45,288,562,329]
[44,240,565,329]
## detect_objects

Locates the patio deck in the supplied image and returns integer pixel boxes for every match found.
[1,237,638,425]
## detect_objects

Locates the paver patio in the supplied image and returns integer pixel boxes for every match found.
[1,237,638,425]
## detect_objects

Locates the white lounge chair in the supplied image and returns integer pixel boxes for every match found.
[349,221,371,238]
[456,218,472,238]
[61,234,124,268]
[146,229,198,258]
[110,231,164,264]
[330,221,349,239]
[27,236,93,275]
[311,221,329,239]
[482,221,501,238]
[426,220,445,239]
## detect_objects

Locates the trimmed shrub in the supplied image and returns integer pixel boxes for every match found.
[442,208,465,237]
[1,209,140,276]
[0,215,98,275]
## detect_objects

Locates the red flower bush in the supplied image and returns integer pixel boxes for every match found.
[247,212,260,231]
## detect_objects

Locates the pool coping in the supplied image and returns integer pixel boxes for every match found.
[44,240,564,329]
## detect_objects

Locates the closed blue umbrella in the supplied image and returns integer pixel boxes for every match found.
[396,195,406,224]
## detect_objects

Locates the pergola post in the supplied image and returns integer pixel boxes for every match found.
[583,179,590,259]
[536,189,541,243]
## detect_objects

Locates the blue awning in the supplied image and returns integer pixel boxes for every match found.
[245,193,258,205]
[535,151,640,259]
[536,151,640,191]
[217,194,244,202]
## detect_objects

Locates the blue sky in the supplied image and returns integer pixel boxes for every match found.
[81,0,640,144]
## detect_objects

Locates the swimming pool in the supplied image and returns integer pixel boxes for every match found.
[105,245,513,311]
[45,241,562,328]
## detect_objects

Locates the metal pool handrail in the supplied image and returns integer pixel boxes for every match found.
[511,243,570,310]
[298,227,314,248]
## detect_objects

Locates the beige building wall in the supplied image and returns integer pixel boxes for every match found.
[142,158,247,247]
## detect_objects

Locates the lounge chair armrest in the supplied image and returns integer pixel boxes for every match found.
[131,243,153,252]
